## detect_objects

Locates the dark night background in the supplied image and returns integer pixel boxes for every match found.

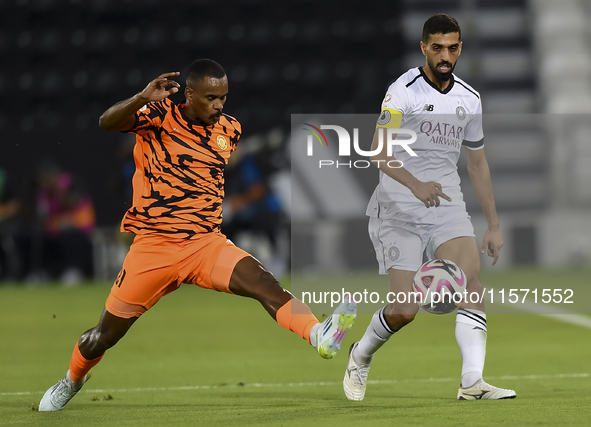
[3,0,405,226]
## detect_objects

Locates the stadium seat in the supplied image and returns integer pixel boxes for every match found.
[72,70,89,89]
[175,26,192,43]
[16,31,32,50]
[70,29,87,47]
[41,70,64,95]
[248,23,272,45]
[126,69,143,87]
[227,24,245,42]
[279,22,297,40]
[90,27,115,51]
[123,27,140,46]
[282,63,301,81]
[230,65,248,84]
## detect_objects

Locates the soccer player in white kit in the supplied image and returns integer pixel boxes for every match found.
[343,14,516,401]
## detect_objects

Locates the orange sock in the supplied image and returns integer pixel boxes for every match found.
[68,342,104,383]
[276,299,319,344]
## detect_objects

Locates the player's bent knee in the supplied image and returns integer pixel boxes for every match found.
[384,312,416,331]
[257,266,280,287]
[230,256,282,297]
[462,262,480,285]
[398,313,416,325]
[466,273,483,293]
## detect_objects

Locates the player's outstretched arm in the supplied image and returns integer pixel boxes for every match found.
[370,128,451,208]
[99,72,181,132]
[465,147,503,265]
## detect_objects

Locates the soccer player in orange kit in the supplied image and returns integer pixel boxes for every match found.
[39,59,356,411]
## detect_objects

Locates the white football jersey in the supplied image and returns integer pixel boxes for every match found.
[367,67,484,219]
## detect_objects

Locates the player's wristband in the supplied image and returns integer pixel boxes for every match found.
[376,108,402,129]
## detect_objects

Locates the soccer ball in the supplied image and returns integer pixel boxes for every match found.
[412,259,466,314]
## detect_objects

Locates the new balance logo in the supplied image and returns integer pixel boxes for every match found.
[423,104,434,111]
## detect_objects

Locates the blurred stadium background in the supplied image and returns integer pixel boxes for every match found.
[2,0,591,284]
[2,2,590,425]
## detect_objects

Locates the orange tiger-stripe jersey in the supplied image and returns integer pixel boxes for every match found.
[121,97,241,239]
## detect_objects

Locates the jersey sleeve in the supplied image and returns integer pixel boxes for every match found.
[127,98,169,134]
[224,115,242,153]
[376,81,409,129]
[462,98,484,150]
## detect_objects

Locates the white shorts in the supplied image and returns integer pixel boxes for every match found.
[368,206,475,274]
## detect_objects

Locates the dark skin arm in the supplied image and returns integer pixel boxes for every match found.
[99,72,181,132]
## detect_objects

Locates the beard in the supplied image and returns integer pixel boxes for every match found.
[427,58,455,82]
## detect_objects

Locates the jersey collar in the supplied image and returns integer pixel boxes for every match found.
[419,67,455,95]
[179,100,214,128]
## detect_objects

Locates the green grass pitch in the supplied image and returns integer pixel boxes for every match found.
[1,268,590,426]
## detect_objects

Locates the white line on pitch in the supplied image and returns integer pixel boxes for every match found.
[505,300,591,329]
[2,372,588,397]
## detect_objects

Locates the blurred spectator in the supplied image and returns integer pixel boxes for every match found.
[35,161,96,284]
[223,139,288,276]
[0,168,21,280]
[107,135,137,248]
[112,134,136,215]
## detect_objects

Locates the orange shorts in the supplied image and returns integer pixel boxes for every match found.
[105,233,250,318]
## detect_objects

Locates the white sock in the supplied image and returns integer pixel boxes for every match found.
[309,323,319,348]
[353,307,395,365]
[455,308,487,387]
[65,369,84,390]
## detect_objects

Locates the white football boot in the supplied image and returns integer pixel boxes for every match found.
[316,298,357,359]
[39,370,91,411]
[457,379,516,400]
[343,342,370,401]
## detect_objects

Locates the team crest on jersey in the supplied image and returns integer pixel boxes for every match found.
[456,106,466,121]
[216,135,228,150]
[387,245,400,262]
[377,110,391,125]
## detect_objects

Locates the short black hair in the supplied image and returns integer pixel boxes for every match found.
[186,59,226,86]
[422,14,461,43]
